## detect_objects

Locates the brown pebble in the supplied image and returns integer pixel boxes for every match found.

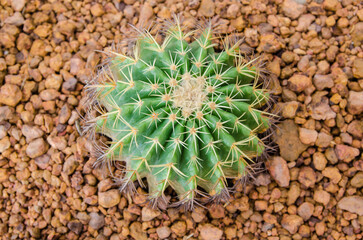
[267,156,290,187]
[199,224,223,240]
[281,214,303,234]
[298,167,316,188]
[0,84,22,107]
[98,189,121,208]
[198,0,215,17]
[287,74,312,92]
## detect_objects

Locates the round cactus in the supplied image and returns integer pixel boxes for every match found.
[84,19,274,209]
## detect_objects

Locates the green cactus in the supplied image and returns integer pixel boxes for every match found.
[84,19,274,208]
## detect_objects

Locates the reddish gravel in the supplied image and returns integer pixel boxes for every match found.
[0,0,362,239]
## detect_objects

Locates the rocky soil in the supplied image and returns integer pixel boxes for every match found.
[0,0,362,239]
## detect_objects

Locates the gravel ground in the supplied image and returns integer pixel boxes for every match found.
[0,0,362,239]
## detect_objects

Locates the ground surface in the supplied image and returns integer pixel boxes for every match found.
[0,0,362,239]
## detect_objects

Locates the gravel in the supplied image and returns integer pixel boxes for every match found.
[0,0,362,239]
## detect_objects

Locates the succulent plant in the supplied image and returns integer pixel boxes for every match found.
[84,18,274,209]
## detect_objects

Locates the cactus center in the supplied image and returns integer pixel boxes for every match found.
[172,73,208,117]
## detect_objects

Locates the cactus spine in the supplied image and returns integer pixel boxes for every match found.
[84,19,274,209]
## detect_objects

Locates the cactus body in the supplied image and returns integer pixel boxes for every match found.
[85,20,273,208]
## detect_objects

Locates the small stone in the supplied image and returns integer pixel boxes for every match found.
[0,106,12,122]
[0,137,10,153]
[352,22,363,46]
[90,3,104,17]
[281,51,295,63]
[347,120,363,139]
[313,74,334,90]
[30,40,46,56]
[198,0,215,17]
[70,57,85,75]
[312,152,327,171]
[130,222,147,240]
[0,32,15,48]
[316,132,333,148]
[56,20,76,37]
[0,125,6,139]
[156,226,171,239]
[299,128,318,145]
[157,7,171,19]
[287,183,300,205]
[39,89,60,101]
[257,33,284,53]
[282,0,306,19]
[34,154,50,169]
[325,148,339,164]
[338,196,363,216]
[124,5,135,19]
[267,156,290,187]
[335,144,359,162]
[49,54,63,72]
[322,167,341,184]
[11,0,25,11]
[59,104,71,124]
[0,84,22,107]
[45,74,63,90]
[124,0,136,4]
[309,38,323,54]
[67,220,83,234]
[352,59,363,79]
[297,202,314,221]
[62,78,78,91]
[22,124,43,142]
[0,169,9,182]
[315,221,325,236]
[199,224,223,240]
[273,120,308,161]
[351,172,363,188]
[310,97,337,120]
[141,206,161,221]
[287,74,312,92]
[314,189,330,205]
[254,173,271,186]
[281,215,304,234]
[297,55,310,72]
[255,200,268,211]
[89,212,105,230]
[5,12,25,26]
[317,60,330,74]
[26,138,48,158]
[171,221,187,237]
[98,189,121,208]
[139,3,153,24]
[347,91,363,115]
[296,14,315,32]
[298,167,316,188]
[191,207,206,222]
[282,101,299,119]
[63,155,79,175]
[226,4,240,19]
[76,212,90,224]
[34,24,52,38]
[208,204,225,219]
[47,135,67,150]
[323,0,339,11]
[225,226,237,239]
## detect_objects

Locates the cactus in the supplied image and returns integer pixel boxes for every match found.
[84,19,274,209]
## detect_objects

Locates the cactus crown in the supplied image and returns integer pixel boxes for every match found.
[84,18,274,209]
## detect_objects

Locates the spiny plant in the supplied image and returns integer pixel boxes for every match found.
[83,18,275,209]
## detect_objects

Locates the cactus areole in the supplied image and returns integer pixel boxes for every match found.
[84,19,273,209]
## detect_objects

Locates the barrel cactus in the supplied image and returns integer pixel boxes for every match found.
[84,19,274,209]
